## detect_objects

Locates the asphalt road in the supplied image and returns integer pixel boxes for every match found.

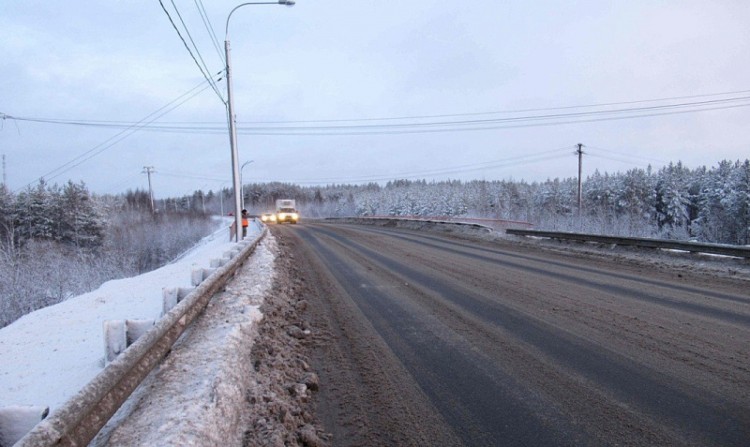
[271,222,750,446]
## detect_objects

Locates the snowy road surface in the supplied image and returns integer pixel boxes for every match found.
[275,222,750,446]
[3,218,749,446]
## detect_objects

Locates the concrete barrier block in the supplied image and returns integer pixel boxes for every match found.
[104,319,156,364]
[162,287,195,315]
[192,267,219,286]
[210,258,226,268]
[162,288,179,315]
[103,320,127,364]
[178,287,194,300]
[0,406,49,447]
[191,268,204,286]
[125,319,155,346]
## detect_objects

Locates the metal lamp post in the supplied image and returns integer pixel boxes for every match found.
[240,159,254,209]
[225,0,295,241]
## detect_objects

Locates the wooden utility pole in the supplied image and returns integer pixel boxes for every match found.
[576,143,584,217]
[142,166,156,213]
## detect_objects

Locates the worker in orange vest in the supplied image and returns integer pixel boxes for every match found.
[241,209,249,238]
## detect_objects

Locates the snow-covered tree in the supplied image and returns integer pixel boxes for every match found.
[654,163,691,239]
[0,184,15,245]
[58,181,105,248]
[14,181,55,241]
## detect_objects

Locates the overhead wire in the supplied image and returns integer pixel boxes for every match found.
[168,0,221,92]
[227,88,750,125]
[254,147,574,185]
[194,0,225,65]
[586,152,655,169]
[265,155,571,184]
[158,169,228,183]
[231,100,750,136]
[18,80,214,189]
[102,171,148,194]
[138,97,750,136]
[157,0,225,103]
[297,147,573,183]
[225,95,750,134]
[6,91,749,136]
[586,145,668,165]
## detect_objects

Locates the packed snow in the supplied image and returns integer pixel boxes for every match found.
[0,217,272,445]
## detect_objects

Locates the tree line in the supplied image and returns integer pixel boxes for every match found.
[3,158,747,327]
[0,181,216,328]
[238,159,749,245]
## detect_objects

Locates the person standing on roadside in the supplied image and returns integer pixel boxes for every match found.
[241,209,249,238]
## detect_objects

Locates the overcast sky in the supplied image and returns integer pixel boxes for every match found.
[2,1,749,197]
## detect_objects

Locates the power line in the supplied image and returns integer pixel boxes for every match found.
[158,169,228,182]
[301,147,574,183]
[6,92,749,136]
[229,101,750,136]
[254,148,573,185]
[587,152,656,168]
[102,171,147,194]
[222,88,750,125]
[17,81,213,189]
[226,95,750,133]
[586,145,668,165]
[158,0,225,103]
[194,0,225,65]
[168,0,221,95]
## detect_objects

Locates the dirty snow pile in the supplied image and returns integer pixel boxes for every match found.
[0,218,273,445]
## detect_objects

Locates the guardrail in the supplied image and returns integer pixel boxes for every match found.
[14,229,267,447]
[361,215,533,230]
[506,229,750,259]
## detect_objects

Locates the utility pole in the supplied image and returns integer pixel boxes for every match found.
[225,38,243,241]
[576,143,584,217]
[142,166,156,214]
[219,187,225,216]
[224,1,295,241]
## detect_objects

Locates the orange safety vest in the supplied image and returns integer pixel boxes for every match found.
[242,216,249,227]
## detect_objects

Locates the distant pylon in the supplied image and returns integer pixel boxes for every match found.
[576,143,584,217]
[142,166,156,213]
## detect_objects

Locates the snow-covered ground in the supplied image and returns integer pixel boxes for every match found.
[0,217,271,444]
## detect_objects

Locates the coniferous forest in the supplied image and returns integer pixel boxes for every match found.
[244,159,750,245]
[1,159,748,327]
[0,181,216,328]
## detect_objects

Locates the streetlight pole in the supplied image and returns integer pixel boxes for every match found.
[225,0,295,241]
[241,159,255,210]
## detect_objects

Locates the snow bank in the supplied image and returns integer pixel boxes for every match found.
[0,218,260,415]
[96,234,276,446]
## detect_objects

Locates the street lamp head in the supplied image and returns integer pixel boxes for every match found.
[226,2,295,37]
